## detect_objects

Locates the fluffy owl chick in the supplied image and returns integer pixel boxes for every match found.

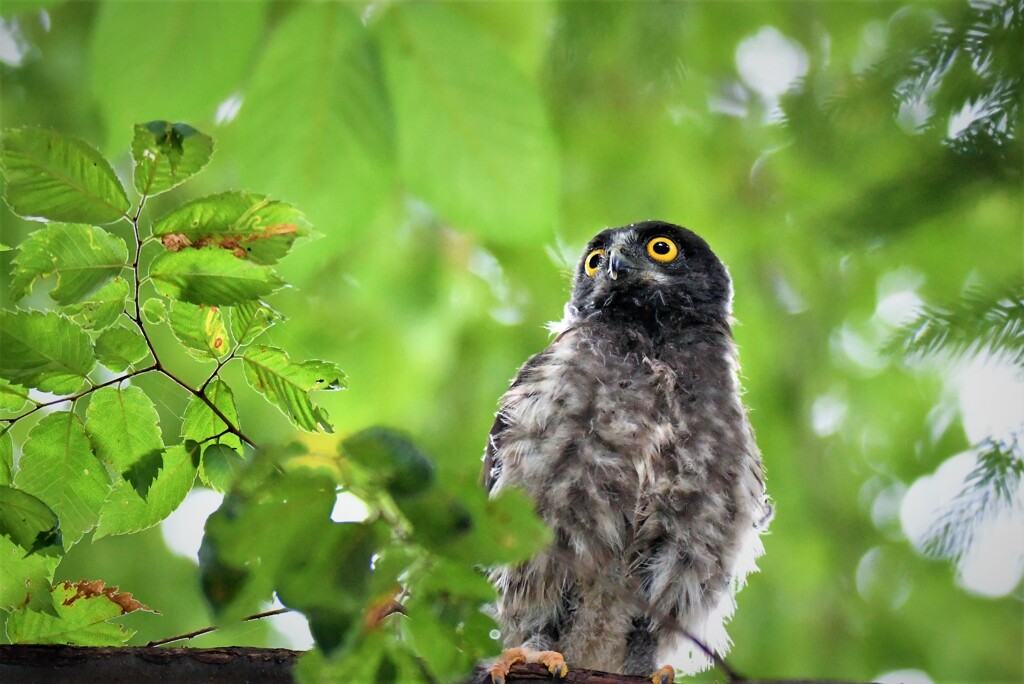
[483,221,771,683]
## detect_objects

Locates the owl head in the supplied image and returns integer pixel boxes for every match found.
[566,221,733,329]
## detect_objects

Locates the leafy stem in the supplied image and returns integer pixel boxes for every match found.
[0,365,158,425]
[115,200,257,450]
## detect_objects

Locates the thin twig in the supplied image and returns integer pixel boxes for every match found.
[199,350,237,394]
[145,608,291,647]
[0,366,158,424]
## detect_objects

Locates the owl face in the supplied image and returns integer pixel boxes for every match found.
[569,221,733,325]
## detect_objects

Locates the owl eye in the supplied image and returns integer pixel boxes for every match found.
[584,248,605,277]
[646,237,679,263]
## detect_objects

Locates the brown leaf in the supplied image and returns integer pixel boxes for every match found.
[61,579,155,614]
[162,234,192,251]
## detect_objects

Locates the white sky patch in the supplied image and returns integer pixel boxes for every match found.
[957,510,1024,597]
[161,488,224,563]
[811,392,848,437]
[215,93,244,126]
[900,449,1024,597]
[876,669,935,684]
[265,596,315,650]
[331,491,370,523]
[0,18,29,68]
[874,268,925,327]
[954,357,1024,445]
[735,26,808,114]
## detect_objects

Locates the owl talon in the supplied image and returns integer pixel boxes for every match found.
[535,650,568,678]
[651,665,675,684]
[490,647,526,684]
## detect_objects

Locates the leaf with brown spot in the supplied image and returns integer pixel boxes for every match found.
[152,191,311,265]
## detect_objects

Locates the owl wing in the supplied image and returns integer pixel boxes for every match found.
[482,332,570,494]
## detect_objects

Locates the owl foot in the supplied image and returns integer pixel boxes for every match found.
[650,664,675,684]
[534,650,568,678]
[489,647,568,683]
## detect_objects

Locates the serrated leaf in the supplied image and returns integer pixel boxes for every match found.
[132,121,214,196]
[14,412,110,549]
[199,442,244,493]
[380,4,557,243]
[0,377,32,413]
[140,297,166,324]
[86,386,164,496]
[148,248,284,306]
[93,323,149,372]
[0,310,94,394]
[0,128,130,224]
[0,485,62,556]
[229,300,280,347]
[0,429,11,485]
[242,345,345,432]
[168,300,229,360]
[6,580,144,645]
[9,223,128,304]
[94,441,199,538]
[61,277,130,331]
[181,380,241,453]
[0,534,59,614]
[152,192,310,265]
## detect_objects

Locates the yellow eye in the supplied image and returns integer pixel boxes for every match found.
[584,248,605,277]
[646,237,678,262]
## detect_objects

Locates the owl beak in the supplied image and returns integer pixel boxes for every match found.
[607,248,638,281]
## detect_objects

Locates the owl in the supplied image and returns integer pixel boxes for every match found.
[483,221,771,683]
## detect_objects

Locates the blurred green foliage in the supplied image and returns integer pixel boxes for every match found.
[0,1,1021,682]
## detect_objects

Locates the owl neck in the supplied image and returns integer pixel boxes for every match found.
[577,303,733,347]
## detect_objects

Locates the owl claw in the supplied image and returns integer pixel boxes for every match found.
[534,650,567,678]
[490,647,525,684]
[651,664,675,684]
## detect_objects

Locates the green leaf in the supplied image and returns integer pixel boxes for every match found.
[148,249,284,306]
[0,309,94,394]
[61,277,130,331]
[0,485,62,556]
[201,472,341,622]
[140,297,166,325]
[0,429,11,485]
[94,441,199,538]
[152,192,310,265]
[181,380,241,453]
[199,442,244,493]
[132,121,214,196]
[241,345,345,432]
[229,300,281,347]
[6,580,144,645]
[380,4,557,243]
[14,412,110,549]
[0,128,130,224]
[167,300,229,360]
[90,2,265,155]
[9,223,128,304]
[342,427,434,499]
[0,534,59,615]
[224,3,393,250]
[0,377,32,413]
[93,323,149,372]
[86,385,164,494]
